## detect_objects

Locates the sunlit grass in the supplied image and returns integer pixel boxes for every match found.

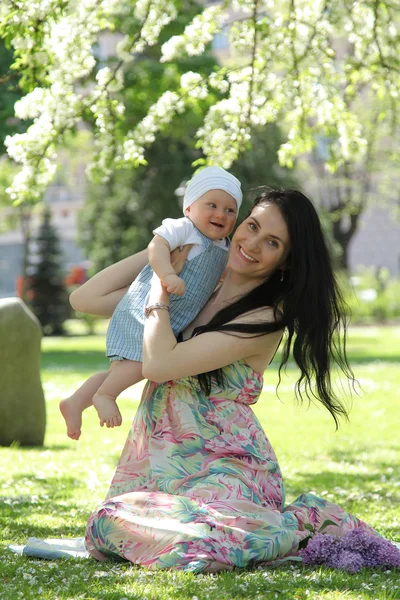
[0,324,399,599]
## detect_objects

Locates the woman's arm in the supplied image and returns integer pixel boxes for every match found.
[142,277,282,383]
[70,245,192,318]
[70,250,149,317]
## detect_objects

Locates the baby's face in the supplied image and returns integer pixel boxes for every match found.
[184,189,238,240]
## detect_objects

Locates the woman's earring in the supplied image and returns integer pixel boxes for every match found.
[280,270,284,282]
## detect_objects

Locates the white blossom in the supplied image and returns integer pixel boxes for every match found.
[118,91,184,169]
[1,0,398,204]
[161,6,223,62]
[14,88,47,120]
[180,72,208,100]
[208,72,229,94]
[134,0,177,48]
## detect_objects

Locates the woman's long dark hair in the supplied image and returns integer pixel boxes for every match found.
[195,188,355,428]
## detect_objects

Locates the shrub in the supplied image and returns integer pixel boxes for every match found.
[338,268,400,324]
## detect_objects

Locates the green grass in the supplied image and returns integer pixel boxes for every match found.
[0,324,399,599]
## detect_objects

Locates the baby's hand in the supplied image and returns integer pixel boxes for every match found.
[161,273,186,296]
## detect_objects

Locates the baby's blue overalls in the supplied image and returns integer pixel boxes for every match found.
[106,230,229,362]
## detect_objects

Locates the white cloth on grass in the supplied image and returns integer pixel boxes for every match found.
[8,537,89,559]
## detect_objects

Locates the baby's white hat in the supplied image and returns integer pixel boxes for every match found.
[183,166,242,212]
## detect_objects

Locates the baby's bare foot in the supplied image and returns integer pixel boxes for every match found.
[93,392,122,428]
[59,397,83,440]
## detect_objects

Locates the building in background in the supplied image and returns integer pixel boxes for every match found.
[0,151,87,298]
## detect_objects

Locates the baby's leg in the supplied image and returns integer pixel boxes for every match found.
[93,360,143,428]
[60,371,109,440]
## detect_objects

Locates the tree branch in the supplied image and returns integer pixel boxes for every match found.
[25,0,155,175]
[373,0,400,73]
[288,0,306,133]
[245,0,259,130]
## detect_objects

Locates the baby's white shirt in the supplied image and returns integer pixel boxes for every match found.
[153,217,228,260]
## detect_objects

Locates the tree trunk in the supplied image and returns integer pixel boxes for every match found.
[330,209,361,271]
[327,161,370,272]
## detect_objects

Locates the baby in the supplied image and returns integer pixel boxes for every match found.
[60,166,242,439]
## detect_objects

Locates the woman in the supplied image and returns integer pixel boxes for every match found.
[71,188,377,572]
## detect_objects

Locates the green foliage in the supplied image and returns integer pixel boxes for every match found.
[0,158,19,230]
[0,40,25,152]
[78,22,299,272]
[72,311,103,335]
[79,121,298,272]
[78,11,222,271]
[3,1,399,206]
[230,125,299,216]
[28,207,70,335]
[339,268,400,323]
[78,129,198,272]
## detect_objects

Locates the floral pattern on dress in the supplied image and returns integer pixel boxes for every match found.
[85,361,377,572]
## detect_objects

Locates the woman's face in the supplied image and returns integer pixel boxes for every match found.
[228,202,290,283]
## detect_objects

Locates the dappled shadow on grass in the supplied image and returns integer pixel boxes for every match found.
[283,443,400,530]
[0,474,89,541]
[139,566,400,600]
[1,557,398,600]
[286,470,400,504]
[0,473,86,499]
[285,455,400,541]
[1,518,86,541]
[1,474,399,598]
[328,445,400,467]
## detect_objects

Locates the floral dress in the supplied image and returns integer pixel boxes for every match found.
[85,361,376,572]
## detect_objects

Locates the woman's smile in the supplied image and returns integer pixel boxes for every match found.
[238,246,258,263]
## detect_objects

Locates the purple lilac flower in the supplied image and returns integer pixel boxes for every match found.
[333,550,364,573]
[363,535,400,569]
[341,528,375,553]
[301,534,340,565]
[301,530,400,572]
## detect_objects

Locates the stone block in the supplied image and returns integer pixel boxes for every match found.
[0,298,46,446]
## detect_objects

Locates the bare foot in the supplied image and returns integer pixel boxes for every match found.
[59,397,83,440]
[92,391,122,428]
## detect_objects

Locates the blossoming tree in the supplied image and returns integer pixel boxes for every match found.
[1,0,399,207]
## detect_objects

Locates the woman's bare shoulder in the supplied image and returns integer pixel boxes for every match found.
[228,306,282,327]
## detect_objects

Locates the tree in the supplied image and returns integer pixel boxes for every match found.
[78,4,224,270]
[80,122,298,272]
[28,207,70,335]
[76,14,297,270]
[298,86,399,269]
[0,39,25,152]
[230,124,299,214]
[0,38,36,295]
[1,1,399,238]
[79,132,198,272]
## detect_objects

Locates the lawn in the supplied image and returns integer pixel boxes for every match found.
[0,324,399,599]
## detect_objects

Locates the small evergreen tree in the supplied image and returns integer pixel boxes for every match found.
[28,207,70,335]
